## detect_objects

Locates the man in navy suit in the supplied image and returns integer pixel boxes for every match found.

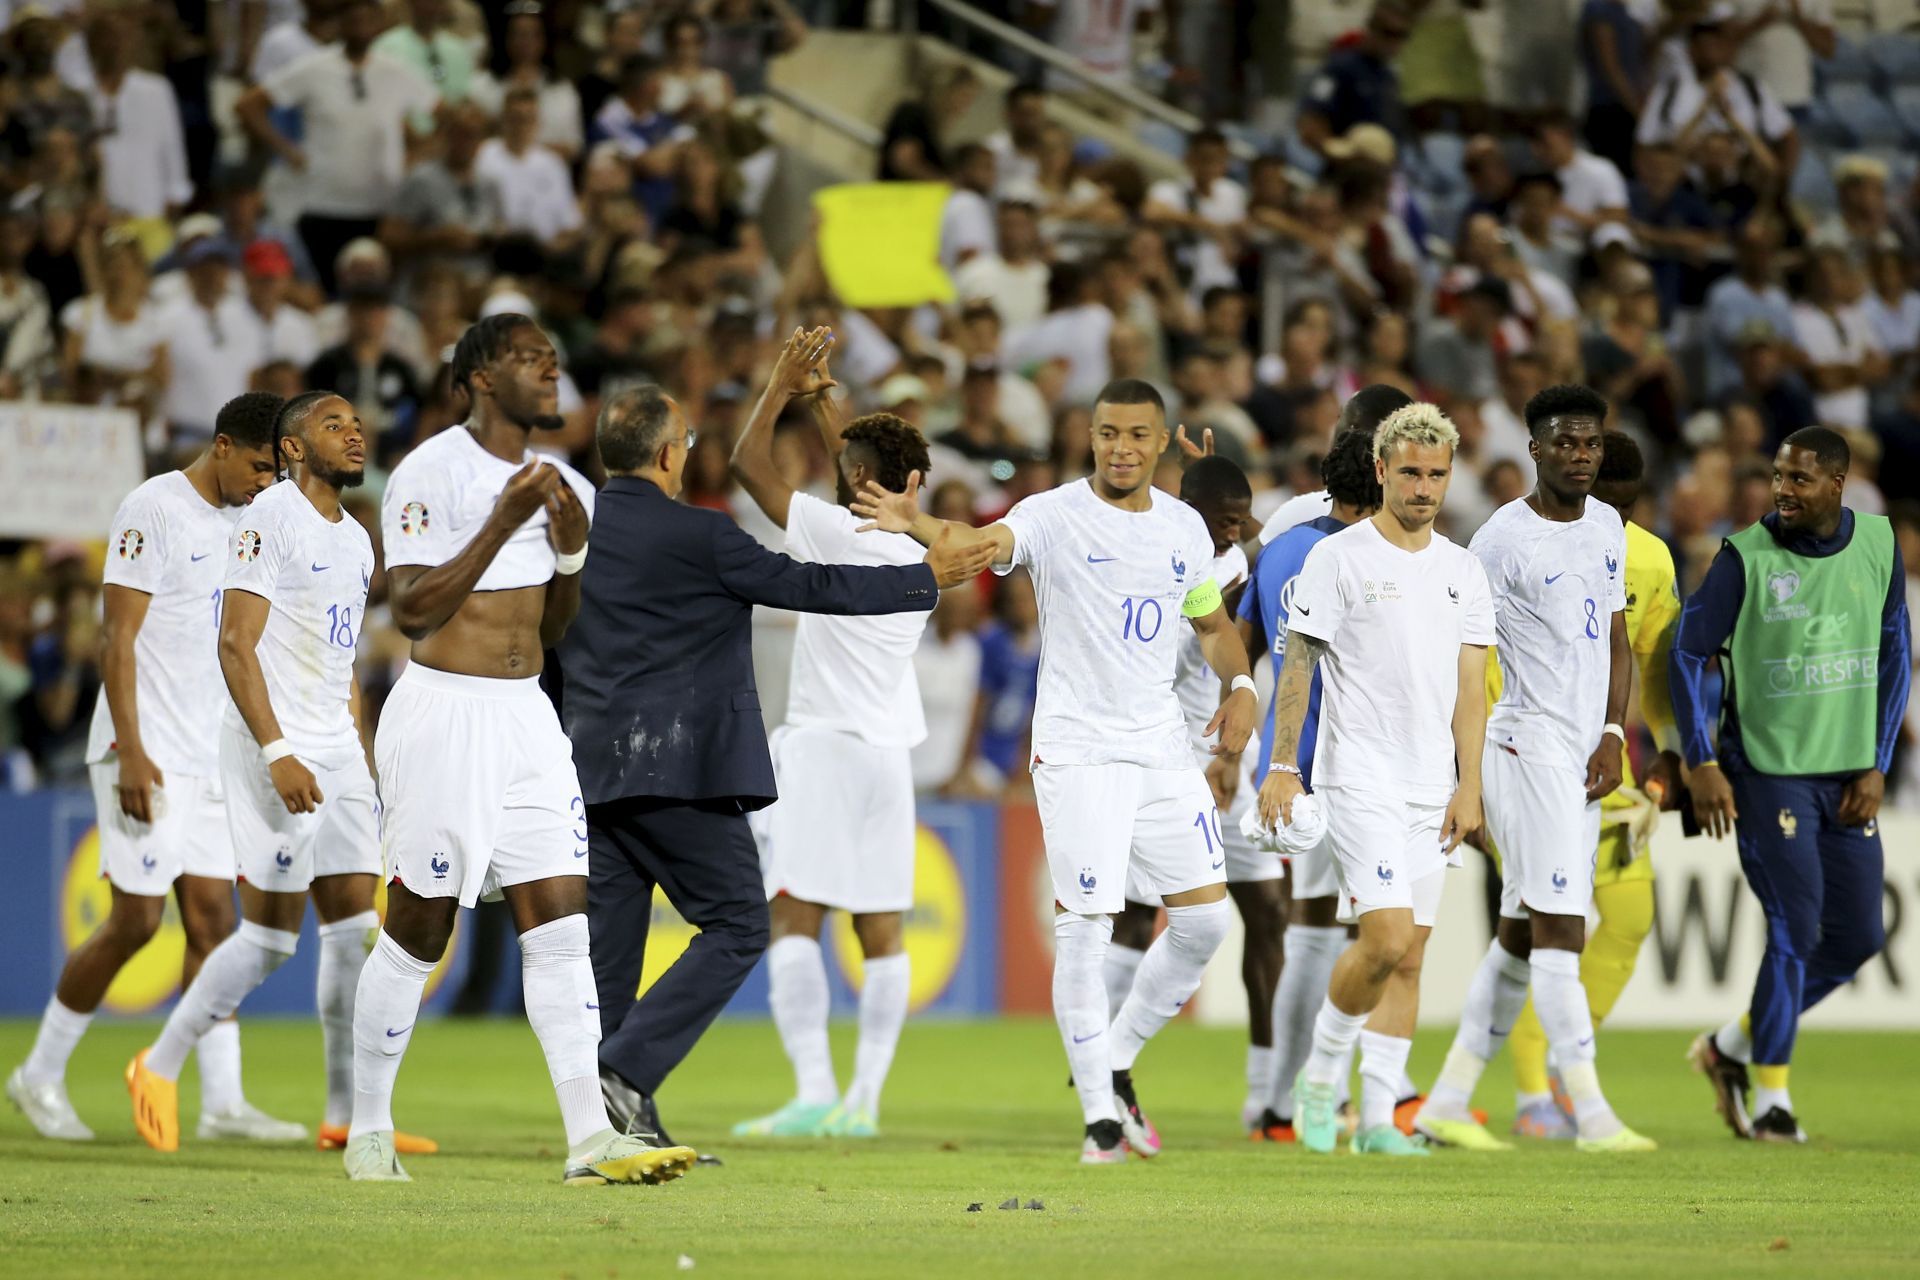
[558,383,994,1152]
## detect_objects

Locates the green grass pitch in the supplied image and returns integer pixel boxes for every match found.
[2,1017,1915,1278]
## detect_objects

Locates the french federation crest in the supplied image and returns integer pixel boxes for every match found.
[1778,808,1798,839]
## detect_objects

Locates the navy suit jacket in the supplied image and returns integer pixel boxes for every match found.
[558,476,938,808]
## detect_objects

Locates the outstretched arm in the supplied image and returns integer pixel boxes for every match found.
[851,472,1015,564]
[731,326,836,529]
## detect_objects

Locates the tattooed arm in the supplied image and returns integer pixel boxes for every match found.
[1256,628,1329,829]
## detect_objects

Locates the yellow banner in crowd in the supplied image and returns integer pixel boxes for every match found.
[812,182,955,309]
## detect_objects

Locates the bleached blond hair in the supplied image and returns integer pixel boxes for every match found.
[1373,402,1460,462]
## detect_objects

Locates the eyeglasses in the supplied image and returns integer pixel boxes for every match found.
[684,430,698,449]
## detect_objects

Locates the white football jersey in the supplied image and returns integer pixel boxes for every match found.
[1471,495,1628,770]
[784,492,931,749]
[996,479,1218,770]
[1174,542,1249,756]
[86,472,240,777]
[1258,489,1333,545]
[1287,517,1497,803]
[382,425,595,588]
[221,481,375,770]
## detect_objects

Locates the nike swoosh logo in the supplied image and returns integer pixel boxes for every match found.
[1086,554,1117,564]
[1210,858,1225,870]
[1297,605,1310,616]
[1578,1036,1594,1048]
[312,563,330,573]
[586,1002,600,1010]
[1072,1031,1101,1043]
[385,1026,411,1038]
[190,552,210,562]
[1545,572,1566,584]
[574,848,588,858]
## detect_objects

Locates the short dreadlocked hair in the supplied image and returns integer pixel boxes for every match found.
[451,312,533,395]
[842,413,932,493]
[1322,421,1383,510]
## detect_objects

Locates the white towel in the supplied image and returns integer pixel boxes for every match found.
[1238,790,1326,856]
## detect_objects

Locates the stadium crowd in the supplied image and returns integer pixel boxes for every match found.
[2,0,1919,806]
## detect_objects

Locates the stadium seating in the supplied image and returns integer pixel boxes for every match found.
[1824,83,1907,145]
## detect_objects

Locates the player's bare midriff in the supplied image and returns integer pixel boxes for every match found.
[410,584,550,679]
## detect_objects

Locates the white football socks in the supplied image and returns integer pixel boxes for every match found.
[196,1019,244,1115]
[1304,998,1369,1088]
[1427,939,1531,1118]
[768,935,838,1106]
[1054,912,1118,1125]
[1109,899,1231,1071]
[846,953,909,1117]
[1715,1015,1754,1064]
[1102,943,1146,1023]
[317,910,378,1128]
[1244,1044,1274,1126]
[1754,1084,1794,1117]
[1358,1029,1412,1132]
[149,921,298,1081]
[349,931,434,1141]
[21,996,92,1086]
[1267,924,1345,1116]
[1532,947,1619,1140]
[518,914,614,1149]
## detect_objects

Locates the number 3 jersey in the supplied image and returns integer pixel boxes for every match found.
[995,478,1219,771]
[222,480,374,770]
[1470,495,1627,771]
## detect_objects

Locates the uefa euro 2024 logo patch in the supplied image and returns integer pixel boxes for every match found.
[400,501,430,535]
[236,530,262,562]
[117,529,144,560]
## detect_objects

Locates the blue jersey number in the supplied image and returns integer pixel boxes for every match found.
[1120,596,1164,643]
[211,588,223,631]
[1192,809,1224,853]
[1583,598,1599,640]
[326,604,357,649]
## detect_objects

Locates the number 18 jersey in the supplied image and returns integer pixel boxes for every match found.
[996,479,1218,771]
[221,481,374,770]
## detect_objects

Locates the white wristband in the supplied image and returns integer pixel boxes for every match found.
[555,546,587,576]
[1268,762,1302,777]
[261,738,296,765]
[1230,674,1257,698]
[1602,723,1626,743]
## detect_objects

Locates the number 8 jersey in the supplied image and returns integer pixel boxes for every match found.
[995,478,1219,770]
[221,480,374,771]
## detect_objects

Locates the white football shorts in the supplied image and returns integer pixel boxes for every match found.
[1319,783,1455,927]
[376,662,587,908]
[222,722,380,892]
[762,723,916,914]
[90,761,234,895]
[1485,741,1601,920]
[1036,761,1224,916]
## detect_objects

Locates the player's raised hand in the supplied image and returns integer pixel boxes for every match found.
[1584,737,1624,802]
[1441,785,1482,854]
[1257,766,1303,831]
[923,523,996,587]
[1690,761,1738,840]
[269,755,325,815]
[546,479,588,557]
[853,470,922,533]
[494,459,560,527]
[770,326,836,398]
[116,745,164,825]
[1174,424,1214,461]
[1204,684,1257,755]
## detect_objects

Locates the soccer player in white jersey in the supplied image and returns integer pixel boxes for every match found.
[1256,386,1412,547]
[349,314,693,1186]
[9,394,288,1143]
[1258,403,1496,1157]
[125,392,420,1157]
[854,378,1258,1164]
[1109,455,1283,1133]
[1413,383,1657,1154]
[727,328,938,1139]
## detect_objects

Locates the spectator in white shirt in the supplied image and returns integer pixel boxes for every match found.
[1730,0,1835,119]
[1001,260,1114,407]
[59,230,166,416]
[940,143,999,272]
[155,239,266,445]
[952,199,1050,332]
[477,86,584,250]
[1637,14,1798,178]
[84,13,191,222]
[1791,245,1889,431]
[985,81,1048,197]
[1529,108,1628,241]
[237,0,440,293]
[0,208,54,399]
[954,300,1053,451]
[658,13,734,122]
[250,0,336,85]
[911,589,984,792]
[1144,127,1247,294]
[469,3,585,161]
[240,240,318,368]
